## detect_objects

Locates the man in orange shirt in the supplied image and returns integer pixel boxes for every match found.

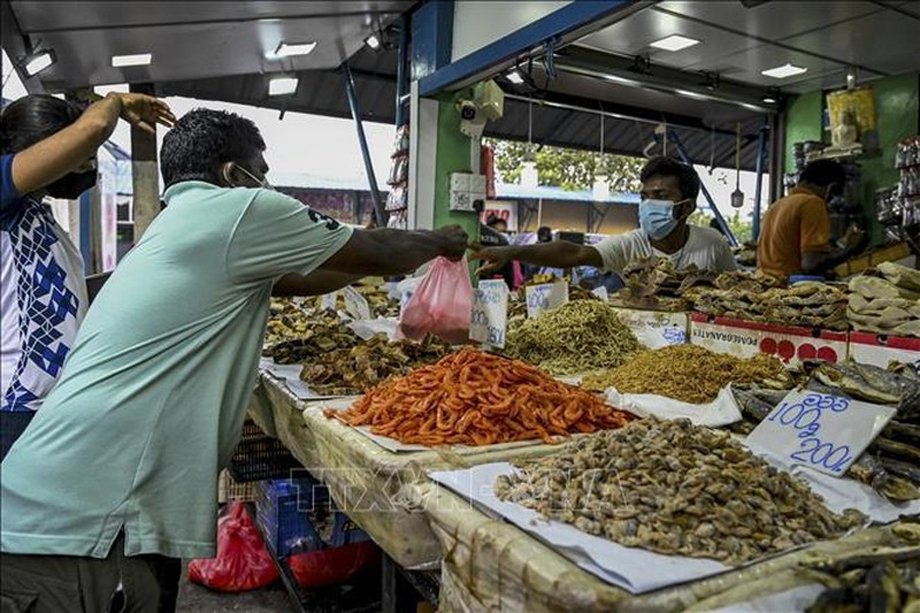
[757,160,863,279]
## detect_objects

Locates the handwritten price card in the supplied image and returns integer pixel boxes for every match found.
[746,390,896,476]
[470,280,508,348]
[525,282,569,319]
[343,286,371,321]
[591,286,609,301]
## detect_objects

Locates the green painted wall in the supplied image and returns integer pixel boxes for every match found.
[432,97,480,241]
[784,91,823,174]
[784,73,919,244]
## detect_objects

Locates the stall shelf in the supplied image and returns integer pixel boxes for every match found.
[249,372,562,569]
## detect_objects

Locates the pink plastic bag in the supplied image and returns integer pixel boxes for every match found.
[398,257,472,344]
[187,502,279,592]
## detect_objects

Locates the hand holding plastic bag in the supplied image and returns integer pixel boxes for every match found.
[188,502,278,592]
[398,256,472,344]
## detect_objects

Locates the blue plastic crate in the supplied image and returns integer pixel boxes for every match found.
[254,476,369,558]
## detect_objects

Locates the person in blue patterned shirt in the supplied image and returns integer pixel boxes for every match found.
[0,92,175,459]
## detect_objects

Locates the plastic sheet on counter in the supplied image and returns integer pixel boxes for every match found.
[604,385,742,427]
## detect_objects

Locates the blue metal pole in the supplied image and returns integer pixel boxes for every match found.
[668,129,738,247]
[752,118,769,241]
[395,16,409,128]
[342,63,387,227]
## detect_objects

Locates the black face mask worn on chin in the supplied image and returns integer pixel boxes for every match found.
[46,170,98,200]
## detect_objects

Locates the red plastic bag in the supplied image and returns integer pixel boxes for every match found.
[287,542,379,589]
[398,257,472,344]
[188,502,279,592]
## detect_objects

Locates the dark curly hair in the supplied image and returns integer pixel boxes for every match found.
[161,108,265,188]
[640,156,701,201]
[0,94,83,154]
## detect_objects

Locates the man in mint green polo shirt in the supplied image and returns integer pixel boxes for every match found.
[0,108,467,612]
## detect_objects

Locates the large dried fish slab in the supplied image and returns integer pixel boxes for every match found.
[496,419,865,565]
[877,261,920,292]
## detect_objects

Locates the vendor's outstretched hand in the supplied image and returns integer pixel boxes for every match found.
[470,243,512,275]
[113,93,176,134]
[435,225,469,261]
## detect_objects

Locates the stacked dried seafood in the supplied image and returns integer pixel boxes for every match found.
[583,345,792,403]
[505,300,640,375]
[496,419,864,565]
[614,258,784,312]
[264,297,316,346]
[299,334,450,395]
[848,262,920,337]
[263,310,360,364]
[804,531,920,613]
[733,360,920,502]
[312,284,400,318]
[694,282,848,330]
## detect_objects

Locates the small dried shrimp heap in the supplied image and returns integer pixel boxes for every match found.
[328,348,635,446]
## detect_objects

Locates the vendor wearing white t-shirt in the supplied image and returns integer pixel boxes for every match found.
[472,157,737,275]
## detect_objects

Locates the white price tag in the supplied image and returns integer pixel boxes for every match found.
[343,286,371,320]
[470,280,508,348]
[592,286,609,301]
[525,282,569,319]
[745,390,896,476]
[319,291,338,312]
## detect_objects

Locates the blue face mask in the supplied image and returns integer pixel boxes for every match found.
[639,198,689,240]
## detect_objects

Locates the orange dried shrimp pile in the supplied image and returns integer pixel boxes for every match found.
[326,348,635,446]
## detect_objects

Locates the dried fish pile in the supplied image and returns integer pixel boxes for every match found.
[264,297,315,346]
[263,310,360,364]
[848,262,920,337]
[299,334,450,395]
[615,257,784,312]
[583,345,792,403]
[330,348,635,446]
[804,535,920,613]
[694,282,848,330]
[505,300,640,375]
[313,285,400,318]
[495,419,865,565]
[733,360,920,502]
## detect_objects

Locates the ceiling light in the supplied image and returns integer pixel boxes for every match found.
[365,34,381,50]
[762,94,777,104]
[274,41,317,57]
[112,53,152,67]
[268,76,298,96]
[650,35,700,52]
[761,63,807,79]
[506,70,524,85]
[739,102,763,112]
[24,50,55,76]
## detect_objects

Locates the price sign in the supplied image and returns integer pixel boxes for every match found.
[745,390,896,476]
[525,282,569,319]
[319,291,338,312]
[470,279,508,348]
[591,286,609,301]
[343,286,371,320]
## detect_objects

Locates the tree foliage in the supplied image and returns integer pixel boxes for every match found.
[485,138,645,193]
[688,211,754,244]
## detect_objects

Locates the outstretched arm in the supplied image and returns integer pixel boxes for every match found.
[319,226,468,276]
[272,271,365,296]
[470,241,602,275]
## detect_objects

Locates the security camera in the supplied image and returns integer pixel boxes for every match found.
[458,99,477,121]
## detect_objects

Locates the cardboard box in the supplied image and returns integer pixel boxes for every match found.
[689,313,848,370]
[611,307,689,349]
[848,332,920,369]
[834,242,911,278]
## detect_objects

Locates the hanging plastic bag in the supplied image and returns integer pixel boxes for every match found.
[397,256,472,344]
[188,502,279,592]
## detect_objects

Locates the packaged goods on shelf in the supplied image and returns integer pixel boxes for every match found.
[505,300,640,375]
[583,345,792,404]
[495,419,864,565]
[327,348,635,446]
